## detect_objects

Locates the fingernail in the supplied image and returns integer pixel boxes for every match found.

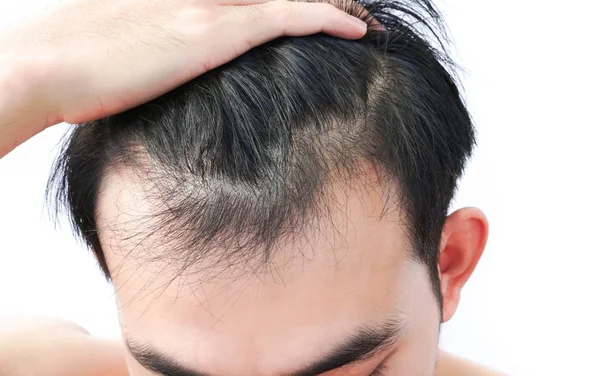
[349,17,368,32]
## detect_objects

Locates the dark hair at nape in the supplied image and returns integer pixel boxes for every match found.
[47,0,474,307]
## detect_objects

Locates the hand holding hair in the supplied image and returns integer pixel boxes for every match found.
[0,0,367,158]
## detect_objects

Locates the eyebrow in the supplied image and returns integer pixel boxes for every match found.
[124,318,404,376]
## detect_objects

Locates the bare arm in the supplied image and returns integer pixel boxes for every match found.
[0,48,53,158]
[0,318,128,376]
[0,0,367,159]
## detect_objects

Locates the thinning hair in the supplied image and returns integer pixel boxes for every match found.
[47,0,475,305]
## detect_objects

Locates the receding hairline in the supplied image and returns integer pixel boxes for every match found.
[94,155,411,279]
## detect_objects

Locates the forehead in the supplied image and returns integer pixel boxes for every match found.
[96,162,411,279]
[95,165,432,373]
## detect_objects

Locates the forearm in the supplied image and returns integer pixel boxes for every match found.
[0,38,60,158]
[0,319,129,376]
[0,336,128,376]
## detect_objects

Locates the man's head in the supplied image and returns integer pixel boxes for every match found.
[48,0,488,374]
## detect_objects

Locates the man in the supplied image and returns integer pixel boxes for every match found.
[0,318,500,376]
[0,0,503,374]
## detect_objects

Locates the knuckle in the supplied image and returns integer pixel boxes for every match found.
[317,2,338,14]
[323,2,338,11]
[180,6,215,25]
[270,0,294,21]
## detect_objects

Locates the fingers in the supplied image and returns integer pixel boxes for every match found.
[233,0,367,43]
[218,0,275,5]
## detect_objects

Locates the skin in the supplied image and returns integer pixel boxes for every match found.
[0,0,367,158]
[0,318,128,376]
[0,0,504,374]
[95,164,489,376]
[0,320,505,376]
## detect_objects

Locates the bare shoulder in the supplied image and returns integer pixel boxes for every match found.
[435,350,509,376]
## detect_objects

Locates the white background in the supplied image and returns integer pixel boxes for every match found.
[1,1,599,375]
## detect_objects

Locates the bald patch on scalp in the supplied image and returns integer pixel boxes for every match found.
[96,159,407,286]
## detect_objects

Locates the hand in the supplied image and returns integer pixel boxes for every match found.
[1,0,366,129]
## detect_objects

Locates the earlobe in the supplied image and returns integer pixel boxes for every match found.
[438,207,489,322]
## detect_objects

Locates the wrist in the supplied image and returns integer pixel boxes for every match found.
[0,49,60,157]
[1,46,61,123]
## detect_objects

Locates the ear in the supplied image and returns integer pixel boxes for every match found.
[438,207,489,323]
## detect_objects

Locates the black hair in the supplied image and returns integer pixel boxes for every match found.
[47,0,475,307]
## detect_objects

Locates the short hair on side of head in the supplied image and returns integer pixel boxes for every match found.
[47,0,475,306]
